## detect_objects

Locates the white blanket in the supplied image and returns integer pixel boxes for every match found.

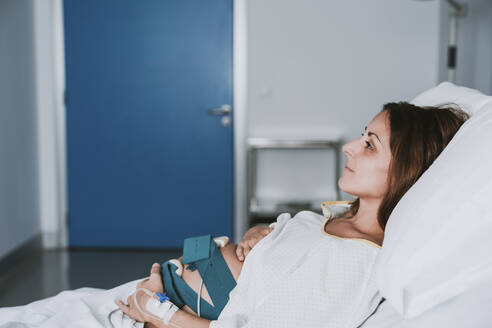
[0,279,143,328]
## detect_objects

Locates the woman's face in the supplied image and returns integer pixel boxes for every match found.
[338,111,392,199]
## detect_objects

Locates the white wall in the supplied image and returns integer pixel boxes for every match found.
[243,0,441,231]
[33,0,67,249]
[0,0,41,259]
[438,0,492,94]
[5,0,488,247]
[238,0,492,238]
[247,1,441,140]
[0,0,66,260]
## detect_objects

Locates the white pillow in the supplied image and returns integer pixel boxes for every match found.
[363,277,492,328]
[412,81,492,115]
[371,82,492,320]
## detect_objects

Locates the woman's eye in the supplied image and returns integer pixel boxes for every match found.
[365,141,374,150]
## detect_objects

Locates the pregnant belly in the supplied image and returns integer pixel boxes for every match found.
[178,243,243,315]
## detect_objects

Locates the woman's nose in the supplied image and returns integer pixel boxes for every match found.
[342,138,358,157]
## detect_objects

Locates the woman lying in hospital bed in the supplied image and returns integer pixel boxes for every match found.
[117,101,469,328]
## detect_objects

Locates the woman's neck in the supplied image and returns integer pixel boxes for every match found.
[348,198,385,241]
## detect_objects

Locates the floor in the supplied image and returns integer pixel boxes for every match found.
[0,249,180,307]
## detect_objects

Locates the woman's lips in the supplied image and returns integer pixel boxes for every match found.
[344,164,354,172]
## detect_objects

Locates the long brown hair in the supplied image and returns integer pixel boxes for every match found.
[348,102,469,230]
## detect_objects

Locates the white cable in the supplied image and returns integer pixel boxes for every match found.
[132,288,180,326]
[133,288,162,322]
[197,277,204,317]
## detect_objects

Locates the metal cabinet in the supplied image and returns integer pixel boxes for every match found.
[246,138,343,226]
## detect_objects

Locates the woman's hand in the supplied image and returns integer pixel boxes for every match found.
[118,287,153,323]
[236,226,273,261]
[118,262,211,328]
[117,263,165,323]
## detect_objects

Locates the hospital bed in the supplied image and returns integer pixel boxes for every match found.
[362,82,492,328]
[0,82,490,328]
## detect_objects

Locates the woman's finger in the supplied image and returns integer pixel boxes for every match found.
[243,245,252,257]
[248,238,257,248]
[236,245,245,261]
[150,263,161,275]
[117,300,130,315]
[243,239,256,254]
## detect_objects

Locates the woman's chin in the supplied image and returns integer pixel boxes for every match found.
[338,178,350,193]
[338,181,358,198]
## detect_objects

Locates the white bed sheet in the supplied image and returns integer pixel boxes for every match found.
[0,279,143,328]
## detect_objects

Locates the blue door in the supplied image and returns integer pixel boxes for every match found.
[64,0,233,248]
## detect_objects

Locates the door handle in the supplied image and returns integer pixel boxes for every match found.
[208,104,231,116]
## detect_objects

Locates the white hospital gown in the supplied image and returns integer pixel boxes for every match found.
[210,211,382,328]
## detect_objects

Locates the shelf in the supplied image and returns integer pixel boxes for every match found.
[248,198,325,226]
[246,137,343,228]
[250,204,322,217]
[248,137,342,149]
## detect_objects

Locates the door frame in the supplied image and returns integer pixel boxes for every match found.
[232,0,248,243]
[43,0,248,248]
